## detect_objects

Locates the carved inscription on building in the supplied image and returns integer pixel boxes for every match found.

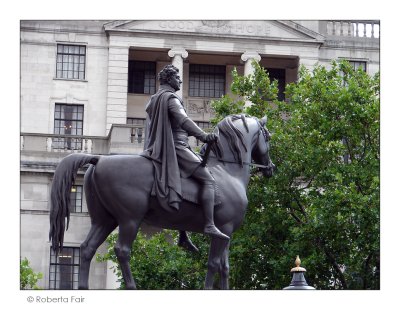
[158,21,271,36]
[187,99,215,119]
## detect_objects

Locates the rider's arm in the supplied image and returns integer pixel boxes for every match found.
[168,98,208,141]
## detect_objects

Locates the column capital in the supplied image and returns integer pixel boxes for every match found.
[168,47,188,59]
[241,51,261,62]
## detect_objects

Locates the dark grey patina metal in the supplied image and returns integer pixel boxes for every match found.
[283,256,315,290]
[141,65,228,240]
[49,65,275,290]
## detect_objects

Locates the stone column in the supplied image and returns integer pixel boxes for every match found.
[168,48,188,98]
[106,46,129,134]
[241,51,261,76]
[241,51,261,107]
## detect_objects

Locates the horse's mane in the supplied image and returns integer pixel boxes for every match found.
[211,114,250,167]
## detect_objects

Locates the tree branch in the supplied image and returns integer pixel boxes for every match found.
[363,253,373,289]
[343,137,354,163]
[287,208,305,224]
[317,238,348,289]
[294,196,308,219]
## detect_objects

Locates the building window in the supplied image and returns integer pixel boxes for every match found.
[349,60,367,72]
[56,44,86,80]
[127,118,145,126]
[53,104,84,150]
[70,185,83,213]
[127,118,145,144]
[128,61,156,94]
[189,64,226,98]
[49,247,80,290]
[196,121,212,131]
[265,68,286,101]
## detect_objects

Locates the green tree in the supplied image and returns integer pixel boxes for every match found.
[211,60,380,289]
[20,258,43,290]
[98,231,210,289]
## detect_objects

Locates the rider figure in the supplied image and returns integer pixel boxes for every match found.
[142,64,229,241]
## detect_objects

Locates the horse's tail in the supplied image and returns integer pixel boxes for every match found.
[49,153,100,253]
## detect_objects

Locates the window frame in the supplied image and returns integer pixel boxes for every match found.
[128,61,156,94]
[56,44,86,80]
[265,67,286,101]
[53,103,84,150]
[49,246,80,290]
[195,121,212,131]
[348,60,367,72]
[189,64,226,98]
[70,185,83,213]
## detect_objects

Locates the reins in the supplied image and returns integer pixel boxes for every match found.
[207,155,270,169]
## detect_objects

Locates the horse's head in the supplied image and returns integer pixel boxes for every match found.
[252,116,275,178]
[212,114,275,178]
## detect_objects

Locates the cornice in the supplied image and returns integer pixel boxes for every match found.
[275,20,326,41]
[104,20,325,46]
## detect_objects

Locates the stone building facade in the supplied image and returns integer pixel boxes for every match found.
[20,20,379,289]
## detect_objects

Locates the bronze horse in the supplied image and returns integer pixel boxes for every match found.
[49,114,275,289]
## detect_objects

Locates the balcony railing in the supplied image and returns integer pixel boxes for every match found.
[324,20,380,39]
[20,124,146,155]
[20,133,108,154]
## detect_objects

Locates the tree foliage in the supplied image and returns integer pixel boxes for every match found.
[97,231,210,289]
[20,257,43,290]
[98,60,379,289]
[212,60,380,289]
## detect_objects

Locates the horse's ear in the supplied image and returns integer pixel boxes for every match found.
[260,116,268,127]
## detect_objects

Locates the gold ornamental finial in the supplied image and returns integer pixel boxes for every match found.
[295,255,301,267]
[290,255,306,272]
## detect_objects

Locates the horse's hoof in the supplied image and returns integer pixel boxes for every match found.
[125,285,137,290]
[178,239,199,253]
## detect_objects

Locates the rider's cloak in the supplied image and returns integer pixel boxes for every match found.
[141,85,182,212]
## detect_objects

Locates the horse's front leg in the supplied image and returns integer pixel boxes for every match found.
[219,242,230,289]
[205,238,230,289]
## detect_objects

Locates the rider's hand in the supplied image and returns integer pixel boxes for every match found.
[204,133,218,143]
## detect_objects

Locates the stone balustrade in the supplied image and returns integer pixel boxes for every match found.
[20,124,146,155]
[325,20,380,38]
[21,133,108,154]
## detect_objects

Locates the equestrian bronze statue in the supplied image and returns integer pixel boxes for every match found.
[49,65,275,290]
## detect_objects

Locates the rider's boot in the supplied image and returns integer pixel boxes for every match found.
[201,184,230,240]
[178,231,199,253]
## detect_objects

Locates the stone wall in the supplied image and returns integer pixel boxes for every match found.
[20,21,109,136]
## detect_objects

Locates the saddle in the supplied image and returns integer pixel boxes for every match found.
[149,174,222,206]
[180,175,222,206]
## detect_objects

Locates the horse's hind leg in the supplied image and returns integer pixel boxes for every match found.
[79,219,117,289]
[114,220,141,289]
[79,164,117,289]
